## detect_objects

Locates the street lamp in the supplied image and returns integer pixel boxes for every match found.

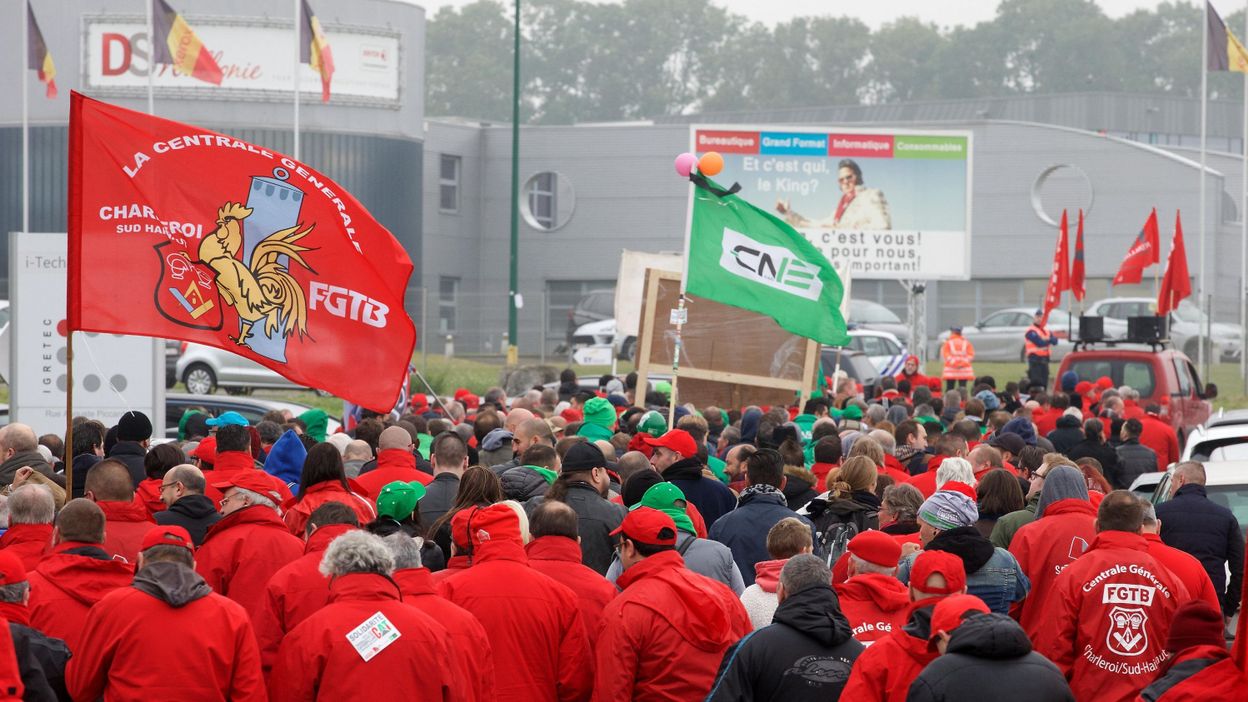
[506,0,521,366]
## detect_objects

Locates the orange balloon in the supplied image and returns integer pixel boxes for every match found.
[698,152,724,176]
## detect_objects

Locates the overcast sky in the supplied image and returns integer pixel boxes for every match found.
[410,0,1176,28]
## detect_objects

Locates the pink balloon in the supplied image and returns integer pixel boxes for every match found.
[674,152,697,178]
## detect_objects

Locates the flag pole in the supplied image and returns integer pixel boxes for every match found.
[22,0,29,238]
[1241,2,1248,395]
[1200,0,1209,375]
[293,0,301,161]
[146,0,154,115]
[670,168,698,428]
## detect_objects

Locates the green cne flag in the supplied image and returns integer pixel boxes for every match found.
[685,177,849,346]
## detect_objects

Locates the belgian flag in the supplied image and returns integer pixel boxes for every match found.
[1207,2,1248,72]
[301,0,334,102]
[27,2,56,99]
[151,0,224,85]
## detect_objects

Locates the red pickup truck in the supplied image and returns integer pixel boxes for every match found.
[1054,347,1216,442]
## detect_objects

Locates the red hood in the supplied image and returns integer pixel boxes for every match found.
[304,524,357,555]
[376,449,416,471]
[134,479,165,516]
[0,524,52,549]
[98,499,152,524]
[927,455,945,473]
[393,567,435,597]
[35,543,135,608]
[525,536,582,564]
[211,451,256,474]
[1043,498,1097,518]
[835,573,911,613]
[203,503,288,542]
[617,550,739,652]
[328,572,402,604]
[752,559,786,593]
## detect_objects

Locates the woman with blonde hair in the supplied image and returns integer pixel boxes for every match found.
[799,455,881,538]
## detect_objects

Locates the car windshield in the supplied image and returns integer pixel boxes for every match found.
[1066,359,1156,397]
[1205,485,1248,538]
[1170,299,1205,324]
[849,300,901,324]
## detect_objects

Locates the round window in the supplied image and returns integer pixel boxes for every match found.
[521,171,575,231]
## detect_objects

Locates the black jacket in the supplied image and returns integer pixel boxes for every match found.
[526,482,625,575]
[706,585,863,701]
[154,494,223,546]
[1046,415,1084,455]
[105,441,148,487]
[69,454,101,499]
[662,457,737,527]
[1156,483,1245,615]
[11,622,69,702]
[501,466,550,503]
[907,612,1073,702]
[1066,438,1119,477]
[417,472,460,530]
[1113,439,1158,488]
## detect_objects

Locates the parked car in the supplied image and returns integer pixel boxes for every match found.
[936,307,1074,363]
[1085,296,1242,361]
[1181,410,1248,462]
[0,300,9,383]
[847,299,909,346]
[1143,461,1248,539]
[819,348,880,395]
[165,393,341,439]
[1054,345,1215,441]
[175,342,331,396]
[844,329,907,377]
[564,290,615,348]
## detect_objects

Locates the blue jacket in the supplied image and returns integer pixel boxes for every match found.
[1156,483,1244,614]
[708,488,816,587]
[662,457,738,527]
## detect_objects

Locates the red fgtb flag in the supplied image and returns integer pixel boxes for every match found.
[67,92,416,411]
[27,3,57,99]
[301,0,334,102]
[1071,208,1086,301]
[1112,208,1160,285]
[1157,211,1192,315]
[1041,209,1070,324]
[151,0,224,85]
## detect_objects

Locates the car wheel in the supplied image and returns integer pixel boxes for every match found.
[224,387,253,396]
[620,337,636,362]
[183,363,217,395]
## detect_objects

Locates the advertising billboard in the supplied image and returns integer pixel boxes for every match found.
[691,126,973,280]
[84,16,401,105]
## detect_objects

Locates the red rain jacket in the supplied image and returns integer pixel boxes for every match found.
[525,536,616,649]
[834,573,911,644]
[1140,415,1180,470]
[905,466,941,499]
[134,479,166,517]
[196,505,304,623]
[840,598,939,702]
[1142,533,1221,611]
[98,498,155,563]
[0,524,51,570]
[1138,645,1247,701]
[1008,497,1098,638]
[270,573,456,702]
[1034,531,1189,702]
[209,451,293,503]
[439,540,593,702]
[353,449,432,501]
[592,550,751,702]
[281,482,376,537]
[66,569,265,701]
[27,541,134,653]
[394,567,495,702]
[430,555,470,585]
[255,524,357,671]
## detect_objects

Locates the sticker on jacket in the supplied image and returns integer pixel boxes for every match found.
[346,611,402,662]
[1105,606,1148,656]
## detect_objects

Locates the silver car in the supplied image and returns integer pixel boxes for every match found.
[936,308,1074,362]
[1085,297,1242,361]
[847,299,910,346]
[175,342,330,396]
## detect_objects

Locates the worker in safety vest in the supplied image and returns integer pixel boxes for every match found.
[940,326,975,392]
[1024,309,1059,392]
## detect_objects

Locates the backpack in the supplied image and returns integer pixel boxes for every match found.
[816,520,859,567]
[804,498,878,567]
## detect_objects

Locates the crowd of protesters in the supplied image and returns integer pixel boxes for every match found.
[0,363,1240,700]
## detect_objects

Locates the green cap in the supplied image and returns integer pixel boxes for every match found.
[582,397,617,430]
[376,481,426,520]
[840,404,863,420]
[655,381,672,396]
[637,410,667,438]
[633,482,697,535]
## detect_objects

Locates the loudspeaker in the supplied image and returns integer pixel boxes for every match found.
[1078,316,1105,342]
[1127,315,1166,342]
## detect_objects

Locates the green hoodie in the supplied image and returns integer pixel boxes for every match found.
[636,483,697,535]
[578,397,617,443]
[298,409,329,443]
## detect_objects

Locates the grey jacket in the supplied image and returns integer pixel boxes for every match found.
[1113,439,1158,489]
[605,531,745,595]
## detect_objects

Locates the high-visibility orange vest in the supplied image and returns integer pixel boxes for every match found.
[941,336,975,380]
[1024,324,1051,358]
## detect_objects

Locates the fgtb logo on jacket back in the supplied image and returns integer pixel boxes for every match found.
[1103,584,1153,657]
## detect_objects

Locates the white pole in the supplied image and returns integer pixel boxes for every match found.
[1200,0,1209,375]
[1242,4,1248,394]
[293,0,301,161]
[22,0,29,237]
[146,0,154,115]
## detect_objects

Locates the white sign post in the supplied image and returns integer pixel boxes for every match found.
[9,233,163,437]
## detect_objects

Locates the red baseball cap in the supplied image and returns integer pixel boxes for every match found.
[610,507,678,547]
[928,594,989,649]
[911,551,967,596]
[141,525,195,554]
[451,503,523,551]
[211,471,283,503]
[847,530,902,569]
[0,551,27,586]
[192,436,217,465]
[642,429,697,459]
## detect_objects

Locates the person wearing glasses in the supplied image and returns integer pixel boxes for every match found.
[153,464,222,546]
[775,158,892,231]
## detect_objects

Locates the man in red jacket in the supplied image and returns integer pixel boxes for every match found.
[439,503,593,702]
[353,426,433,501]
[593,507,750,701]
[1140,406,1180,470]
[67,525,265,701]
[1007,466,1098,639]
[1141,502,1221,611]
[1034,490,1190,702]
[208,424,293,504]
[26,499,133,654]
[384,531,495,702]
[196,471,304,624]
[841,550,967,701]
[254,502,360,672]
[83,459,153,562]
[0,486,54,570]
[527,500,617,649]
[1140,600,1247,701]
[835,530,910,644]
[270,530,458,702]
